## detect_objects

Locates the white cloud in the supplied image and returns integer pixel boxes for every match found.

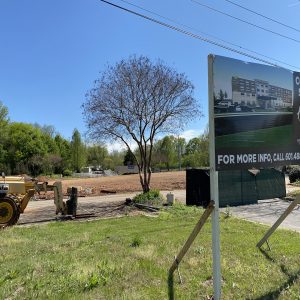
[106,141,126,153]
[106,139,137,153]
[179,129,204,141]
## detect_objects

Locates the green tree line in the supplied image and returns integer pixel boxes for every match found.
[123,131,209,171]
[0,101,208,176]
[0,101,124,176]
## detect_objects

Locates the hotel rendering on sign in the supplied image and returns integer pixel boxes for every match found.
[209,55,300,170]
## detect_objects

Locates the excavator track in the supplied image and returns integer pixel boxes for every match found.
[0,196,20,227]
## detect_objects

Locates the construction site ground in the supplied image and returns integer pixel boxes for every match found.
[19,172,186,226]
[55,171,186,196]
[19,171,300,231]
[18,190,186,226]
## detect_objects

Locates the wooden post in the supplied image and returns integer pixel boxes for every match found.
[257,195,300,248]
[169,201,214,275]
[53,182,66,215]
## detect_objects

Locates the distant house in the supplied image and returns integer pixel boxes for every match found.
[81,166,93,174]
[80,166,103,175]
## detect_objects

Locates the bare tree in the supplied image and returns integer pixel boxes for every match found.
[83,56,201,193]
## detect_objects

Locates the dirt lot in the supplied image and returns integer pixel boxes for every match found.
[53,171,186,196]
[17,172,185,225]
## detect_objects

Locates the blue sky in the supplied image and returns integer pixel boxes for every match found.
[1,0,299,144]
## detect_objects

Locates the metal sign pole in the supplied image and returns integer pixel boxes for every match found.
[208,54,221,300]
[211,171,221,299]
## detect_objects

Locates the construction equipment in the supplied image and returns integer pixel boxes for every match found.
[0,173,77,227]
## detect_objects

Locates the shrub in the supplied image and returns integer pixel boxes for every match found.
[289,167,300,183]
[132,189,164,206]
[63,169,73,177]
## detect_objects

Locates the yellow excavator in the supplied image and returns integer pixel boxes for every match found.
[0,173,77,227]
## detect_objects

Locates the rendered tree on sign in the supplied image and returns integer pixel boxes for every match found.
[83,56,201,193]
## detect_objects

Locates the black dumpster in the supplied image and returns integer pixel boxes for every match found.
[186,168,210,207]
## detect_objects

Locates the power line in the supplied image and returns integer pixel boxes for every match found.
[119,0,300,70]
[191,0,300,44]
[99,0,279,67]
[99,0,299,70]
[224,0,300,33]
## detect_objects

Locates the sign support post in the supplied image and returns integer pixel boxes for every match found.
[208,54,222,300]
[211,171,221,299]
[257,195,300,248]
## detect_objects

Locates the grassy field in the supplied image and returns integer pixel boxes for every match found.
[1,205,300,299]
[216,125,293,149]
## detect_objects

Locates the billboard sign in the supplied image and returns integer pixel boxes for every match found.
[209,55,300,170]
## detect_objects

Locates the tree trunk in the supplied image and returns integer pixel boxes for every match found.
[138,168,150,193]
[143,180,150,193]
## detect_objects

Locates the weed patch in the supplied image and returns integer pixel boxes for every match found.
[130,236,142,247]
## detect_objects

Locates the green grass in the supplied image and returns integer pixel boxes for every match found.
[0,205,300,299]
[216,125,293,149]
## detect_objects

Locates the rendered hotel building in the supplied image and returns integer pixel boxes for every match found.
[232,76,292,109]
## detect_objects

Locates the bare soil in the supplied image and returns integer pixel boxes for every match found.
[51,171,186,196]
